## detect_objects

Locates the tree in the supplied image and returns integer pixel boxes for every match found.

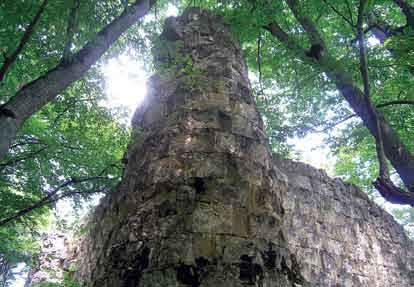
[264,0,414,203]
[0,76,129,284]
[1,0,414,284]
[64,8,414,286]
[0,0,156,161]
[193,0,414,205]
[0,0,159,283]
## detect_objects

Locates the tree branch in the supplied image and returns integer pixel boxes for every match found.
[322,0,355,28]
[357,0,389,180]
[356,0,414,202]
[61,0,81,63]
[285,0,326,47]
[9,137,42,149]
[257,33,264,95]
[264,1,414,195]
[300,99,414,134]
[0,0,156,161]
[393,0,414,30]
[303,114,357,133]
[262,22,306,57]
[0,176,109,226]
[366,12,407,43]
[0,0,49,82]
[377,99,414,108]
[0,145,48,171]
[344,0,355,27]
[357,0,371,100]
[374,177,414,206]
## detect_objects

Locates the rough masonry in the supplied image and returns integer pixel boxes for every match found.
[70,8,414,287]
[277,157,414,286]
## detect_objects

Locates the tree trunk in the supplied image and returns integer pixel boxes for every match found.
[264,3,414,195]
[0,0,155,162]
[324,61,414,193]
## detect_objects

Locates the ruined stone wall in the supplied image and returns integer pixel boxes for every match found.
[277,157,414,286]
[28,231,68,286]
[73,8,305,287]
[70,8,414,287]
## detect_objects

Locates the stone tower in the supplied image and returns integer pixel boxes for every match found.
[72,8,414,287]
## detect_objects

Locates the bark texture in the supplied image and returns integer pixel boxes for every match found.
[70,8,414,287]
[265,0,414,198]
[0,0,155,162]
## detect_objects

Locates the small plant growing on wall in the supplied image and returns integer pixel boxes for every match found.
[152,38,207,92]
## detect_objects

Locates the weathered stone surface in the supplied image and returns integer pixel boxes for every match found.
[29,230,70,286]
[70,7,414,287]
[276,157,414,286]
[73,8,300,287]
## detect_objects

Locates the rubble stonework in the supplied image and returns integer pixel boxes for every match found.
[70,8,414,287]
[29,231,68,286]
[276,158,414,286]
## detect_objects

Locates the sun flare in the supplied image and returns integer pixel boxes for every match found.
[102,53,148,121]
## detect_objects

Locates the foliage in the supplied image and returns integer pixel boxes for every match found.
[0,0,138,283]
[151,38,209,95]
[0,0,176,284]
[0,0,128,101]
[175,0,414,227]
[1,0,414,284]
[179,57,208,91]
[0,73,129,284]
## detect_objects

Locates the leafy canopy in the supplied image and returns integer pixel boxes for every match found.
[1,0,414,284]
